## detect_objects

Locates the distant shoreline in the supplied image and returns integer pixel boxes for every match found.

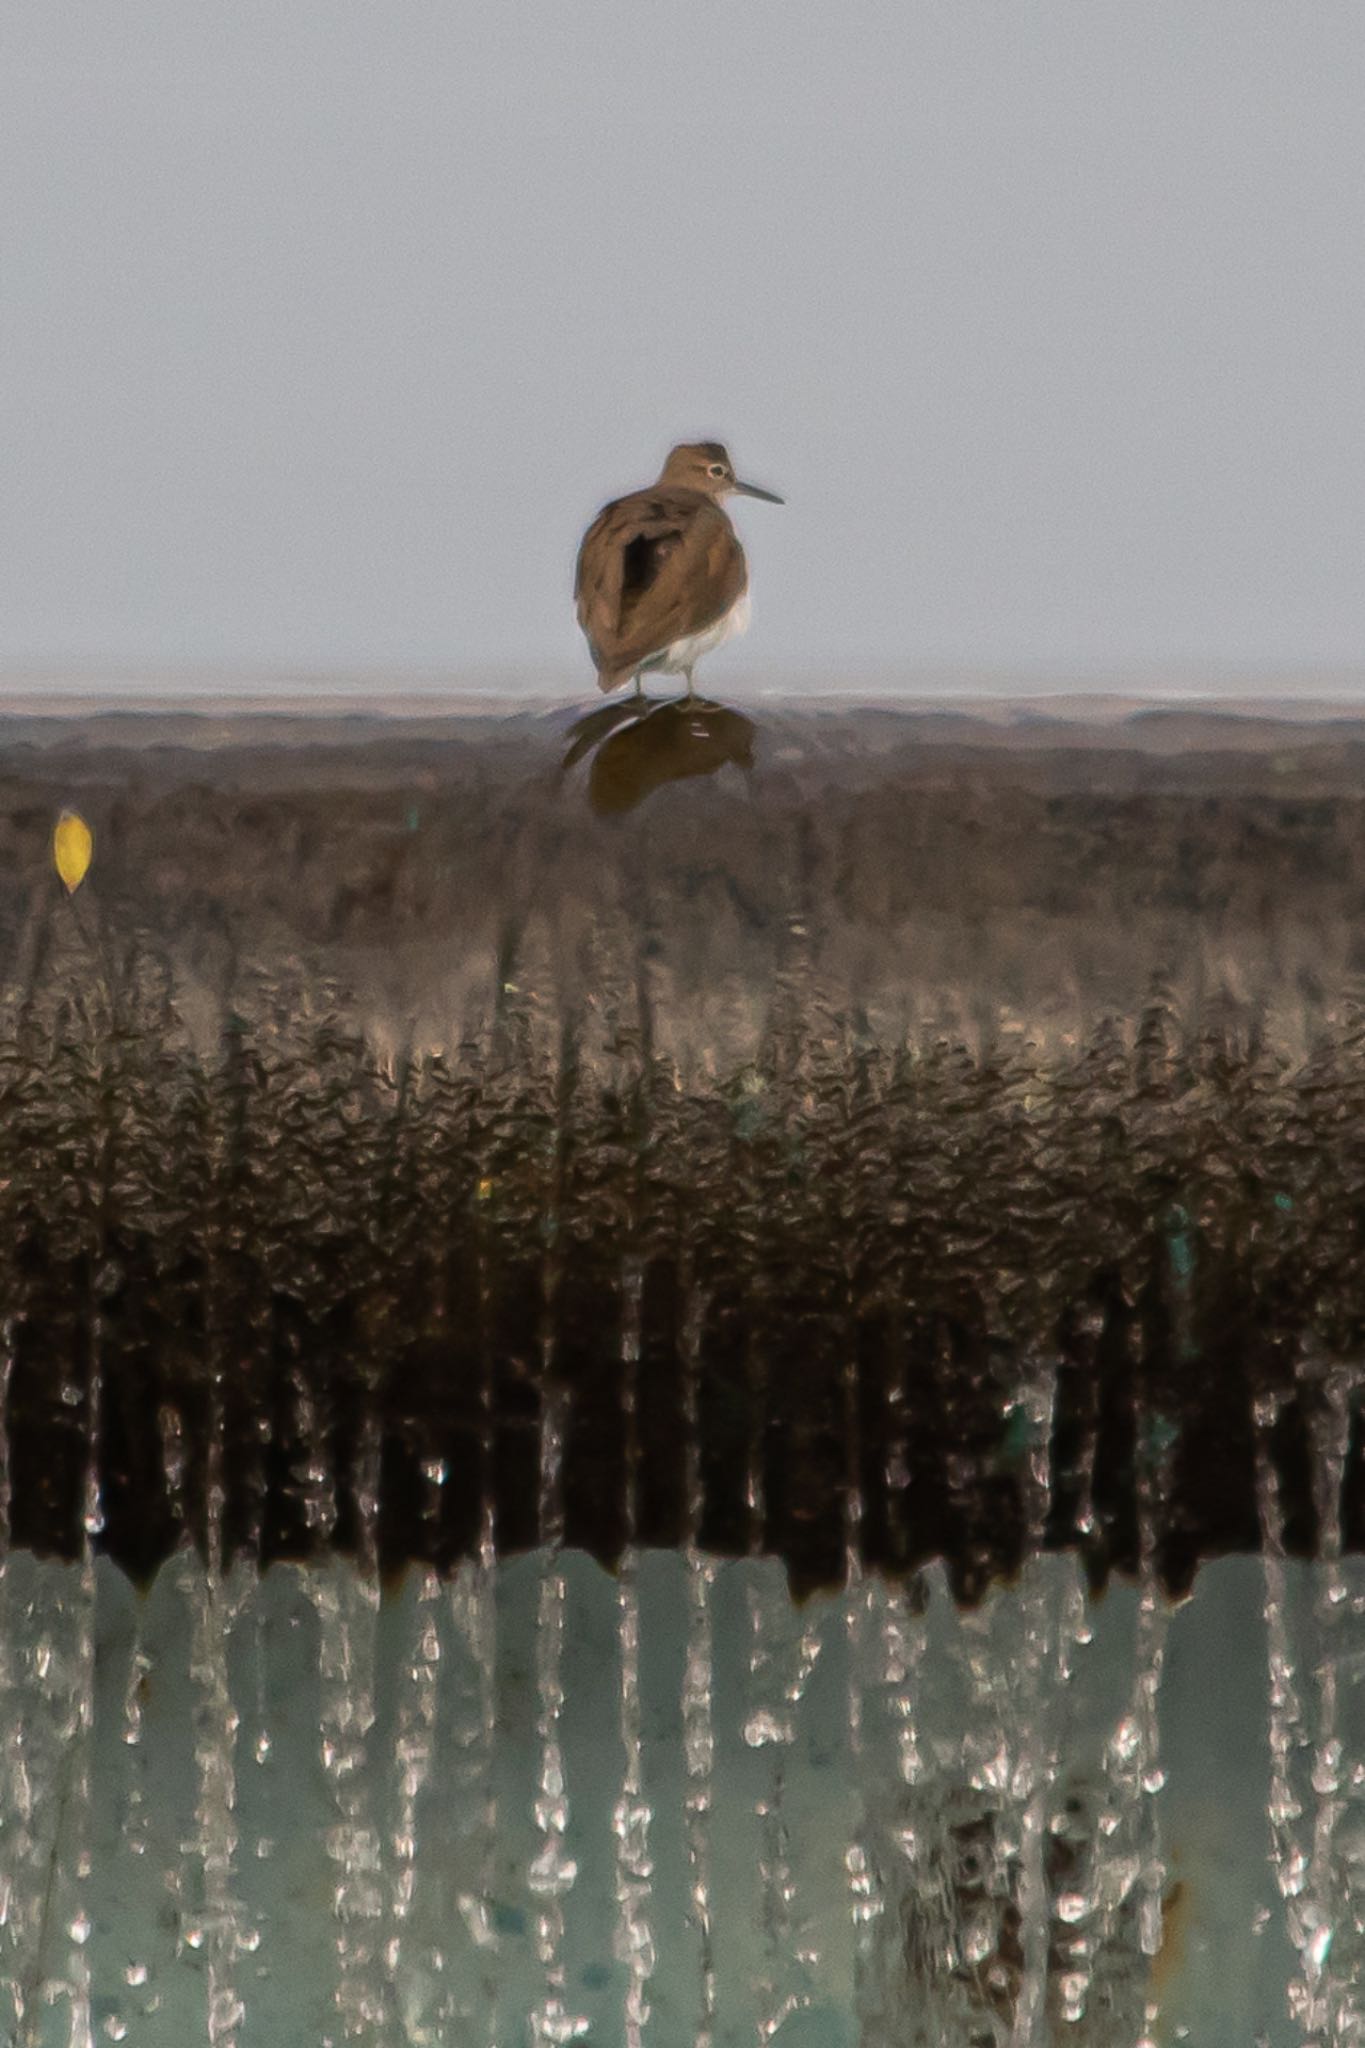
[8,691,1365,754]
[7,663,1365,722]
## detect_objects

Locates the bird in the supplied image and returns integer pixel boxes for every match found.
[574,442,782,699]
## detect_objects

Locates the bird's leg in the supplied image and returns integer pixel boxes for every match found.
[632,672,644,700]
[682,667,696,701]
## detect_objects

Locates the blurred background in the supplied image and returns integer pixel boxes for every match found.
[3,0,1365,692]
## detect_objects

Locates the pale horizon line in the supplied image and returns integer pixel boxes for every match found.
[7,657,1365,704]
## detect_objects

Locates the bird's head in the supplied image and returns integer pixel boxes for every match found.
[658,442,783,504]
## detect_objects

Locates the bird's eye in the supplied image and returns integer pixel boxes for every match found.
[708,463,727,478]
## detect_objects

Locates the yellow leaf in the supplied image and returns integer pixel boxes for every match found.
[54,810,93,894]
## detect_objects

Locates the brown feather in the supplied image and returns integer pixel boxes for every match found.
[575,486,748,692]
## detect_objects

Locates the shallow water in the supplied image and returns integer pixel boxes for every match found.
[6,697,1365,2042]
[1,1547,1364,2044]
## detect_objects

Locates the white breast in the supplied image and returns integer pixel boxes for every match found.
[648,590,751,676]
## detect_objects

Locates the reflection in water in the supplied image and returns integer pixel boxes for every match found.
[560,696,756,815]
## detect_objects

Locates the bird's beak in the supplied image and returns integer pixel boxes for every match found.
[732,479,784,504]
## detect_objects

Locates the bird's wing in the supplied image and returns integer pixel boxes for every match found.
[575,490,747,686]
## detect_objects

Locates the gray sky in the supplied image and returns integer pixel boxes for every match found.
[3,1,1365,687]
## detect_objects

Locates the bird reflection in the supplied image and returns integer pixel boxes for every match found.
[561,696,757,816]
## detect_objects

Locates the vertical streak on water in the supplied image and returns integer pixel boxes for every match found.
[7,1575,88,2048]
[1070,1304,1106,1564]
[745,1571,823,2043]
[120,1622,152,1863]
[454,1531,501,2039]
[388,1560,440,2031]
[1254,1391,1317,2037]
[1305,1363,1359,2042]
[1260,1364,1362,2042]
[843,1586,883,2029]
[245,1405,272,1783]
[292,1368,338,1550]
[528,1384,587,2047]
[0,1324,18,2043]
[855,1573,922,2043]
[63,1280,104,2048]
[1008,1364,1058,2048]
[740,1289,801,2046]
[679,1265,718,2048]
[880,1572,929,1797]
[1048,1318,1104,2025]
[614,1257,655,2048]
[310,1406,386,2041]
[1044,1552,1097,2032]
[746,1564,787,2046]
[456,1225,502,2044]
[441,1226,501,2043]
[449,1527,499,2041]
[1122,1419,1173,2048]
[249,1568,271,1778]
[159,1402,189,1536]
[188,1371,246,2048]
[151,1401,187,1966]
[842,1292,883,2006]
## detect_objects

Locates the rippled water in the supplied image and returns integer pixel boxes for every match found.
[5,702,1365,2042]
[3,1537,1365,2045]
